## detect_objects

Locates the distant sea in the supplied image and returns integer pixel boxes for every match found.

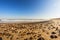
[0,19,48,23]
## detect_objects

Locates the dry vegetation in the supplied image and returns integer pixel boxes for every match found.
[0,19,60,40]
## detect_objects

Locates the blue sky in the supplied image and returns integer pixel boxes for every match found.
[0,0,60,19]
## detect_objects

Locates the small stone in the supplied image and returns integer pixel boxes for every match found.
[27,33,31,35]
[50,35,57,39]
[51,32,56,34]
[0,37,2,40]
[38,37,45,40]
[29,37,33,40]
[24,38,28,40]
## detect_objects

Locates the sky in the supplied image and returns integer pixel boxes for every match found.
[0,0,60,19]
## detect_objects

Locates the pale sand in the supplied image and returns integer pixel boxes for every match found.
[0,18,60,40]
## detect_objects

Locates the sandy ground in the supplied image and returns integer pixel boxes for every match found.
[0,19,60,40]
